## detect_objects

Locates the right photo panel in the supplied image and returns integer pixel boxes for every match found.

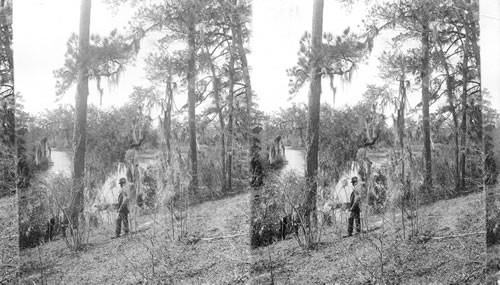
[250,0,488,284]
[483,0,500,284]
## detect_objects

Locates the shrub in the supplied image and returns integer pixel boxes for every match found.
[432,145,458,198]
[18,180,51,249]
[18,173,98,251]
[251,171,325,249]
[143,165,158,209]
[250,176,283,248]
[198,157,223,194]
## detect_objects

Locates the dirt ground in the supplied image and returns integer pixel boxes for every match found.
[0,195,19,284]
[487,125,500,285]
[487,180,500,284]
[251,191,485,284]
[17,176,489,284]
[20,192,252,284]
[487,244,500,285]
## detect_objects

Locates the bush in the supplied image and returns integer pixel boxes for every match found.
[143,165,158,209]
[432,145,458,197]
[367,171,387,213]
[198,157,223,193]
[146,129,160,149]
[250,177,283,248]
[487,192,500,246]
[18,173,98,251]
[18,176,53,249]
[251,172,325,249]
[0,147,16,197]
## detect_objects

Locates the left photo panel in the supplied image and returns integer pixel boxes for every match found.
[0,0,17,283]
[15,0,253,283]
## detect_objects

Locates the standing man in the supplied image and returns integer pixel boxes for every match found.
[347,176,362,237]
[115,177,129,238]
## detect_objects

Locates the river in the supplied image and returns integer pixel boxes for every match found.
[48,148,307,207]
[48,150,120,221]
[280,147,353,202]
[50,146,352,224]
[281,147,305,175]
[51,147,307,180]
[49,149,71,176]
[48,150,156,209]
[50,147,354,202]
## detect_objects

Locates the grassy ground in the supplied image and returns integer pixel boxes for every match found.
[251,191,485,284]
[20,192,251,284]
[0,195,19,284]
[18,144,491,284]
[487,243,500,285]
[17,186,488,284]
[486,124,500,284]
[487,180,500,284]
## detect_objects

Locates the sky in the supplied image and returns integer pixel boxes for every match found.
[14,0,500,117]
[250,0,381,113]
[14,0,148,114]
[480,0,500,111]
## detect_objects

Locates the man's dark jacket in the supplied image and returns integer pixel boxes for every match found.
[117,190,129,214]
[350,190,360,213]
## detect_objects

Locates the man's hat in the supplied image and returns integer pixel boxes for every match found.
[351,176,358,183]
[119,178,127,184]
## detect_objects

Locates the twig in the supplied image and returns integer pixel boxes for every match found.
[268,249,275,285]
[460,267,483,283]
[121,251,148,281]
[218,253,251,265]
[0,263,17,269]
[233,272,249,283]
[0,234,17,239]
[430,231,485,240]
[227,239,236,251]
[37,245,46,285]
[0,276,16,285]
[200,233,246,241]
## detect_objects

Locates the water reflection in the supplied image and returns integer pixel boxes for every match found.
[281,147,305,175]
[49,150,71,176]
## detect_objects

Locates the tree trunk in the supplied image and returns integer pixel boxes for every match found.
[464,5,480,79]
[218,112,227,191]
[227,41,236,191]
[163,76,173,166]
[187,23,198,192]
[397,66,407,239]
[230,0,252,121]
[2,8,12,82]
[398,62,406,155]
[447,77,461,191]
[204,41,227,190]
[464,10,483,188]
[227,0,254,188]
[304,0,323,229]
[460,36,469,190]
[439,46,460,191]
[464,6,481,151]
[421,14,432,188]
[298,127,304,146]
[163,109,171,166]
[64,128,71,148]
[70,0,91,229]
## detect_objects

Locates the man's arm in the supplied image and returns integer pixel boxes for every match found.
[117,192,123,211]
[350,189,361,211]
[353,194,361,207]
[122,186,130,204]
